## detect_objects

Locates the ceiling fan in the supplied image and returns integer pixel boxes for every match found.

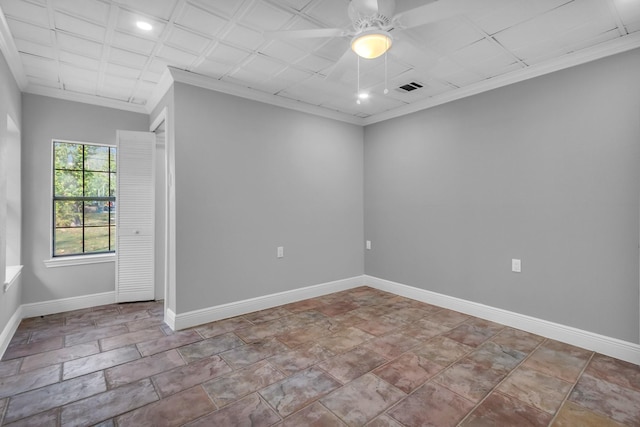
[266,0,484,82]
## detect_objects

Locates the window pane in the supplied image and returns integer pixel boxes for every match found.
[85,145,109,172]
[55,170,82,197]
[54,142,82,170]
[109,172,116,197]
[110,225,116,251]
[109,203,116,225]
[85,171,110,197]
[54,227,83,256]
[55,201,83,227]
[85,227,110,252]
[84,202,109,226]
[110,147,116,171]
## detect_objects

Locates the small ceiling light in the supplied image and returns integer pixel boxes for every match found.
[358,92,369,100]
[136,21,153,31]
[351,30,392,59]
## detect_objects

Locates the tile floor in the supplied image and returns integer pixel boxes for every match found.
[1,286,639,426]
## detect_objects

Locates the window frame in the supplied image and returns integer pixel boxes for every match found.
[49,139,117,260]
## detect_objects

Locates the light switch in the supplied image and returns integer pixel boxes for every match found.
[277,246,284,258]
[512,259,521,273]
[366,240,371,250]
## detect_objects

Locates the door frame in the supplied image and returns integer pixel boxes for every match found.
[150,107,174,326]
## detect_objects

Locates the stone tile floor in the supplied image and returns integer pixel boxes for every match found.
[1,286,639,426]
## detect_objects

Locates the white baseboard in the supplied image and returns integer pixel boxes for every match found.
[365,275,640,365]
[165,308,176,330]
[0,305,23,359]
[173,275,366,330]
[21,291,116,319]
[4,276,638,365]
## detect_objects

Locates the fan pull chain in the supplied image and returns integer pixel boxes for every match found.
[356,55,361,105]
[384,39,389,95]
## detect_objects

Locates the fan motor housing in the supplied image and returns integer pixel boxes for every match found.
[348,0,396,31]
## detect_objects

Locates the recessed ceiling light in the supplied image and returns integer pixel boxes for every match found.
[136,21,153,31]
[356,92,369,104]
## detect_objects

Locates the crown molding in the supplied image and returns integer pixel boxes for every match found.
[162,67,365,126]
[154,33,640,128]
[363,32,640,126]
[146,67,174,116]
[3,0,640,126]
[0,5,27,90]
[25,85,148,114]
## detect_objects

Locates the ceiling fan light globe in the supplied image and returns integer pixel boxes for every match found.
[351,32,393,59]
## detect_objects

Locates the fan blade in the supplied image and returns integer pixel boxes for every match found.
[350,0,384,16]
[264,28,348,40]
[324,48,357,81]
[394,0,503,29]
[389,36,438,71]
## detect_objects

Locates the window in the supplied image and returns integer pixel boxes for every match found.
[52,141,116,257]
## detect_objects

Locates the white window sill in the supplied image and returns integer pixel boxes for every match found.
[4,265,23,293]
[44,253,115,268]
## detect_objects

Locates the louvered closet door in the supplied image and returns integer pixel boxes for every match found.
[116,130,156,302]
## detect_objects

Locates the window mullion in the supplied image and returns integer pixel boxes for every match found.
[108,148,112,252]
[82,146,85,254]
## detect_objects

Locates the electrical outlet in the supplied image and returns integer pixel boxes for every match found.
[277,246,284,258]
[366,240,371,250]
[512,259,521,273]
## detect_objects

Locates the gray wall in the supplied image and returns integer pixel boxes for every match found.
[0,49,21,334]
[364,48,640,343]
[173,82,364,313]
[21,94,148,304]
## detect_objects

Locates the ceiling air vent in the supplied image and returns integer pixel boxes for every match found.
[396,82,424,93]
